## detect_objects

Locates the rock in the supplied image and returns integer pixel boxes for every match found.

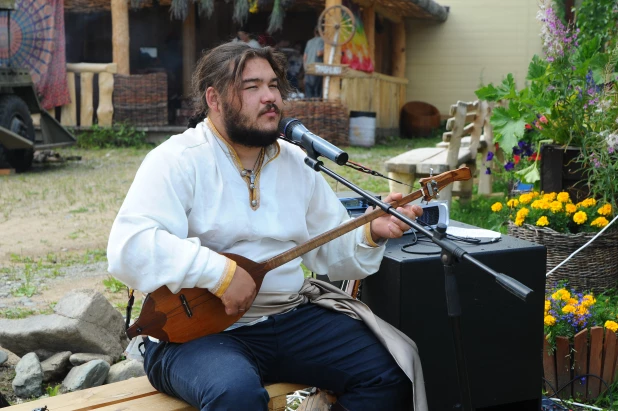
[70,353,114,366]
[105,359,146,384]
[61,360,110,393]
[0,350,7,365]
[41,351,72,383]
[12,353,43,398]
[34,349,57,362]
[0,289,129,360]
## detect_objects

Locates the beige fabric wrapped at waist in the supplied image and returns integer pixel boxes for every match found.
[242,278,428,411]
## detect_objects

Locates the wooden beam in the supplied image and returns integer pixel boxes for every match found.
[60,72,77,126]
[66,62,118,74]
[391,21,406,78]
[362,5,375,66]
[322,0,342,100]
[112,0,130,75]
[98,72,114,126]
[182,3,196,97]
[80,72,94,127]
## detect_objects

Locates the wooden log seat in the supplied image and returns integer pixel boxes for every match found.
[4,376,308,411]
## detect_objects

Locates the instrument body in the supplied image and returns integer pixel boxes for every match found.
[126,167,472,343]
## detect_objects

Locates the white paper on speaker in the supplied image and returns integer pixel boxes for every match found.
[446,226,501,240]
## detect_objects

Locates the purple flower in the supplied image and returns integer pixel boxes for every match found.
[486,152,494,161]
[485,167,491,175]
[504,162,515,171]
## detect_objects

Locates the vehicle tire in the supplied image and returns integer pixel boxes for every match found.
[0,95,35,172]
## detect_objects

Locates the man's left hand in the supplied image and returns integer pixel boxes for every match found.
[368,193,423,243]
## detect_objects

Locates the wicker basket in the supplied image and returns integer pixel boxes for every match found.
[113,72,168,127]
[284,99,349,147]
[508,222,618,293]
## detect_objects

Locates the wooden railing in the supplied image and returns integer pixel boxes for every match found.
[339,70,407,135]
[55,63,117,127]
[306,63,408,136]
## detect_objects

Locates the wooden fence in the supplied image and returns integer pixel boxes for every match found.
[544,327,618,401]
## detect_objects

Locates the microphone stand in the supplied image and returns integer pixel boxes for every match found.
[300,152,533,411]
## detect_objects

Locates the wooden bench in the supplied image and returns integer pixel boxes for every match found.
[4,376,308,411]
[385,100,496,205]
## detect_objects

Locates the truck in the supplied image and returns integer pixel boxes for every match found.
[0,0,76,172]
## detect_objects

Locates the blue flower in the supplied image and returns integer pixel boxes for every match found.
[504,162,515,171]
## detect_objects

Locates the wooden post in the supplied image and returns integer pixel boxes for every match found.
[392,20,406,78]
[60,72,77,126]
[112,0,130,75]
[323,0,342,100]
[98,73,114,126]
[80,72,94,127]
[362,5,375,67]
[182,3,196,97]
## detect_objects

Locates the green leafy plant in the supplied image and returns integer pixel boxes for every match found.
[45,384,61,397]
[576,0,618,52]
[77,124,149,149]
[103,276,126,293]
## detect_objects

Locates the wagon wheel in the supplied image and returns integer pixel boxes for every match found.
[318,5,356,47]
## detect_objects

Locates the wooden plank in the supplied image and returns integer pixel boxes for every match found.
[555,335,571,400]
[442,123,475,142]
[97,393,195,410]
[543,338,558,396]
[601,329,617,394]
[573,329,588,401]
[449,101,478,116]
[60,72,77,126]
[66,63,118,74]
[305,63,350,77]
[588,326,604,398]
[111,0,130,75]
[97,72,114,127]
[446,112,476,131]
[80,72,94,127]
[0,168,15,175]
[391,21,406,79]
[182,4,196,97]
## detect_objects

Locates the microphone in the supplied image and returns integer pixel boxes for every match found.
[279,117,349,165]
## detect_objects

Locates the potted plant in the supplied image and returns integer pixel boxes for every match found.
[490,191,617,293]
[543,281,618,402]
[476,0,618,209]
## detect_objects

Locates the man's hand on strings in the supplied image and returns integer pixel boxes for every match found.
[220,266,256,316]
[368,193,423,243]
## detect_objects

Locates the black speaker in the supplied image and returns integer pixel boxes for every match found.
[361,226,546,410]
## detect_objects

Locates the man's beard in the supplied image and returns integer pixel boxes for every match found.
[222,102,281,148]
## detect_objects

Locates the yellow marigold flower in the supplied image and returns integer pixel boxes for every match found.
[598,204,612,216]
[567,298,578,305]
[543,192,557,202]
[552,289,570,301]
[519,193,533,205]
[545,300,551,311]
[515,217,524,226]
[591,217,609,228]
[581,198,597,207]
[565,204,577,214]
[576,305,588,316]
[562,305,576,314]
[550,201,563,213]
[573,211,588,225]
[507,199,519,208]
[583,294,596,306]
[536,216,550,227]
[491,202,503,212]
[606,321,618,333]
[517,207,530,218]
[557,192,570,203]
[544,315,556,326]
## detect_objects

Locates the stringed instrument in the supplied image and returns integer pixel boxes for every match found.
[126,166,471,343]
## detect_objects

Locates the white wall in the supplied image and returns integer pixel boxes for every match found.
[405,0,543,115]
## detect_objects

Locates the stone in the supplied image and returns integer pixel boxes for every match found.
[70,353,114,366]
[41,351,72,383]
[61,360,110,393]
[0,350,7,366]
[12,353,43,398]
[105,359,146,384]
[0,289,129,360]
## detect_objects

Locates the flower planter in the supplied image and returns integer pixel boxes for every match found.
[543,327,617,401]
[508,222,618,293]
[540,144,589,204]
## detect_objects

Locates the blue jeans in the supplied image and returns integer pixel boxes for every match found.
[143,303,411,410]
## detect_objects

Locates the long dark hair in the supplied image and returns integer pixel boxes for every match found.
[188,42,292,128]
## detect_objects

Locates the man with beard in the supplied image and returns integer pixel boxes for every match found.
[107,42,426,411]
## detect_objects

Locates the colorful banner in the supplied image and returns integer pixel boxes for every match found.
[0,0,70,109]
[341,1,374,73]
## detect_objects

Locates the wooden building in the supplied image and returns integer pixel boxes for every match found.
[60,0,448,135]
